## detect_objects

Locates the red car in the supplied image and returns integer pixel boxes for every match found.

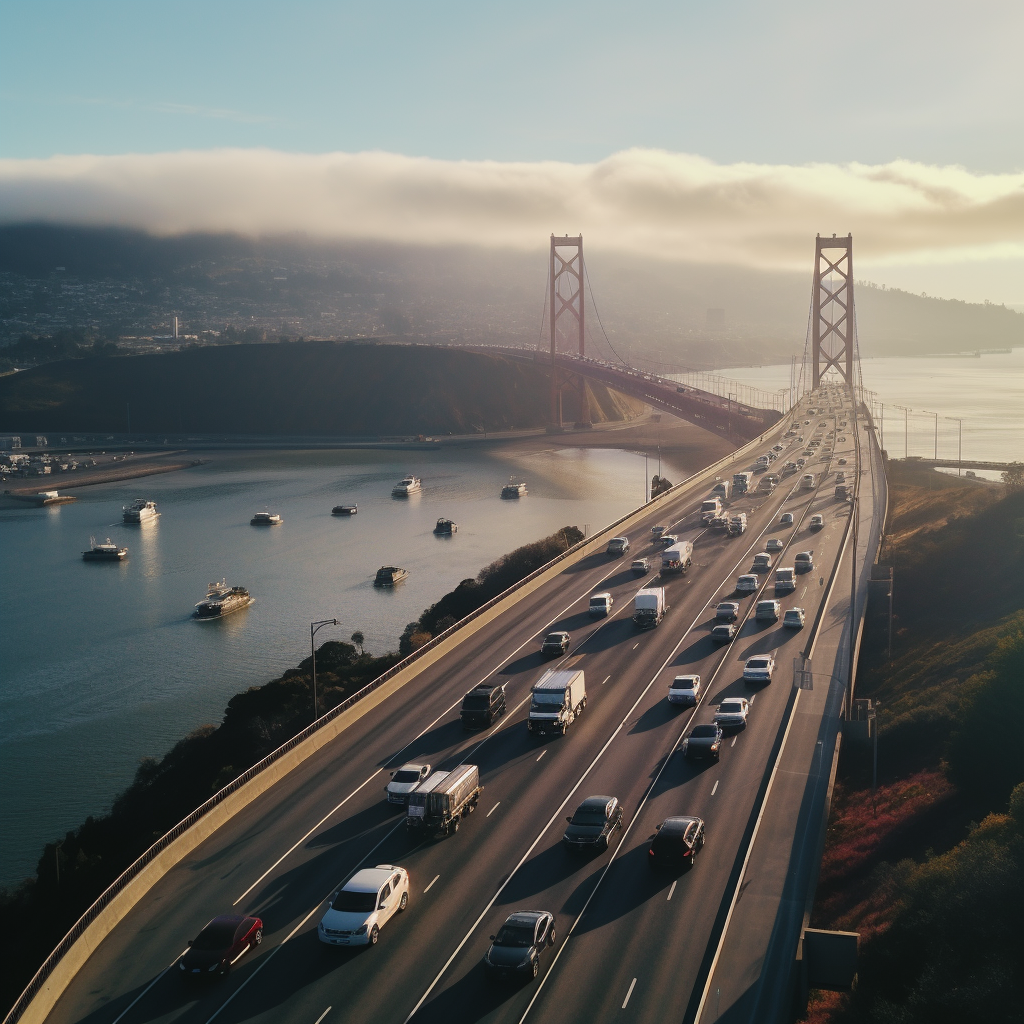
[178,915,263,977]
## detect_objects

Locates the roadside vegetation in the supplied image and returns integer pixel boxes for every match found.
[804,461,1024,1023]
[0,525,583,1015]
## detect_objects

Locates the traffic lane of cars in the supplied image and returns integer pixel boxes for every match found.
[521,511,851,1024]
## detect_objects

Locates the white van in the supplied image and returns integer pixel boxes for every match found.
[589,593,613,617]
[801,473,816,489]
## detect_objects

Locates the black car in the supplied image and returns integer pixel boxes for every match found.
[562,796,623,853]
[710,623,736,644]
[484,911,556,982]
[541,632,571,657]
[178,915,263,978]
[683,723,723,761]
[648,816,706,870]
[460,683,507,730]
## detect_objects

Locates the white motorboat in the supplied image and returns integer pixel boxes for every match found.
[122,499,159,523]
[250,510,283,525]
[392,476,422,497]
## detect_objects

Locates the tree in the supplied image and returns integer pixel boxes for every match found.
[350,630,365,655]
[1002,462,1024,491]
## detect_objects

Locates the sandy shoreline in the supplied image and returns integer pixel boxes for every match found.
[1,412,735,501]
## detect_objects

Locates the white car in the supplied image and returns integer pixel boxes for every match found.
[736,574,759,594]
[714,697,750,727]
[657,534,678,547]
[385,763,431,805]
[809,514,824,530]
[668,675,701,707]
[765,538,784,553]
[743,654,776,683]
[783,607,806,629]
[319,865,410,946]
[795,551,815,571]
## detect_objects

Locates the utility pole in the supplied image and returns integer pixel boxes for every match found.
[933,411,938,460]
[946,416,962,476]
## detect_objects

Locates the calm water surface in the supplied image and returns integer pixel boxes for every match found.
[722,348,1024,463]
[0,445,657,885]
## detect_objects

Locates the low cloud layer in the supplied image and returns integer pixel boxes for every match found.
[0,148,1021,268]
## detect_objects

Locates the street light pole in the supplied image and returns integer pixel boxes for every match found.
[946,417,962,476]
[310,618,339,722]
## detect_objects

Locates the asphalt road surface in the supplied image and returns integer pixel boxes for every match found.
[47,388,860,1024]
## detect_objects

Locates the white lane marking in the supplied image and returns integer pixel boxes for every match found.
[234,559,628,905]
[601,675,611,685]
[711,780,719,796]
[110,949,187,1024]
[424,875,440,893]
[536,750,547,762]
[730,736,737,747]
[486,802,500,817]
[622,978,637,1008]
[314,1010,331,1024]
[632,643,640,650]
[667,881,677,902]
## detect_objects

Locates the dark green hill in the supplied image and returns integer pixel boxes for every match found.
[0,343,634,435]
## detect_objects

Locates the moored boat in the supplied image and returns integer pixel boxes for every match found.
[82,537,128,561]
[193,579,253,619]
[332,504,358,515]
[392,476,422,497]
[250,510,282,525]
[433,518,457,535]
[374,565,409,587]
[500,477,528,499]
[123,499,159,523]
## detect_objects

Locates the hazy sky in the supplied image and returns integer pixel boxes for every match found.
[1,0,1022,302]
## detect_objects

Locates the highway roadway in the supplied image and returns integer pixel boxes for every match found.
[46,387,858,1024]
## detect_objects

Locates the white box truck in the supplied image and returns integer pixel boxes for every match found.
[528,669,587,737]
[660,541,694,575]
[732,471,753,494]
[700,497,723,524]
[633,587,666,628]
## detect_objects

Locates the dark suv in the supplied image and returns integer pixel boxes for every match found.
[541,632,571,658]
[461,683,507,730]
[562,796,623,854]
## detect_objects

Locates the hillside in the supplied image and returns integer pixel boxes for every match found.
[0,343,641,436]
[805,464,1024,1023]
[2,226,1022,365]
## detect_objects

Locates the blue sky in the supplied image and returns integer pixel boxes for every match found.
[1,1,1022,302]
[3,0,1021,168]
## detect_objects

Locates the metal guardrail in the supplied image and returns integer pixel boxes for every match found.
[4,418,781,1024]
